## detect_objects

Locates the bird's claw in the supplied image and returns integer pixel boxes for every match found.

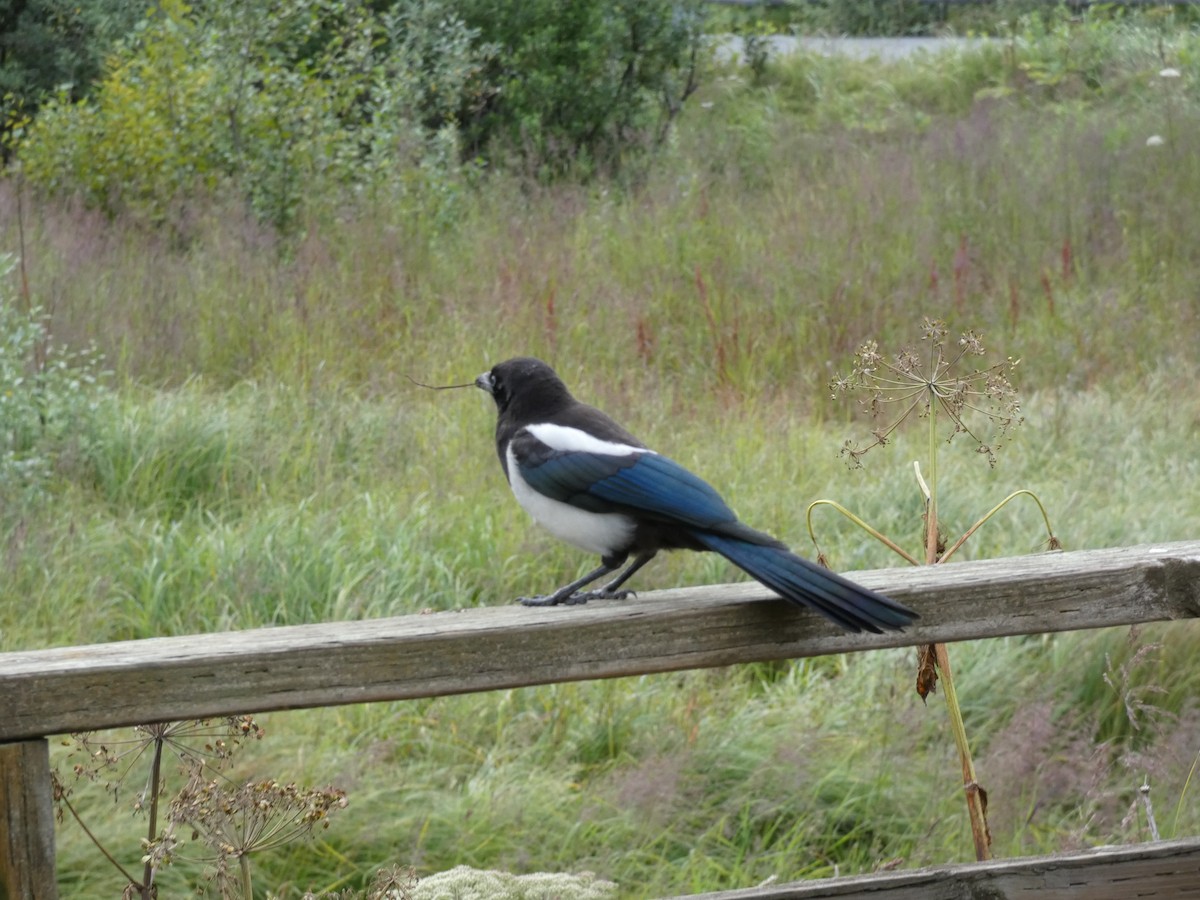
[588,588,636,601]
[516,588,636,607]
[516,595,561,607]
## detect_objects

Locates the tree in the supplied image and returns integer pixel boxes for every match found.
[454,0,706,176]
[1,0,148,157]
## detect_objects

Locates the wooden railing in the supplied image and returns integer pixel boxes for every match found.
[3,540,1200,898]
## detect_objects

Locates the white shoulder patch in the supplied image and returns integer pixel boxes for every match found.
[524,422,654,457]
[505,444,637,556]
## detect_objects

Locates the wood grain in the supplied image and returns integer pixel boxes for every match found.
[0,740,57,900]
[669,837,1200,899]
[1,541,1198,740]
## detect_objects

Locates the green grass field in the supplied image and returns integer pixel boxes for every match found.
[4,18,1200,898]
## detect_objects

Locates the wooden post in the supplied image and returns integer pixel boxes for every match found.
[0,739,57,900]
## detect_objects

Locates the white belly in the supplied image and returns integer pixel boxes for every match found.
[506,445,636,556]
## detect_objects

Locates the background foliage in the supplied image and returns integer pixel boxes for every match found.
[2,4,1200,898]
[0,0,150,152]
[13,0,707,226]
[0,254,104,497]
[453,0,705,177]
[14,0,491,228]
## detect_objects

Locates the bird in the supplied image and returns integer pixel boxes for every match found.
[474,357,918,634]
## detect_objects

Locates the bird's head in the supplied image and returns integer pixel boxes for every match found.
[476,357,573,418]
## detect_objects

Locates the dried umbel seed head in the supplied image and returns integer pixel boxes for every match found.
[830,318,1023,468]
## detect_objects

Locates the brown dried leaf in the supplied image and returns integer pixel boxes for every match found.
[916,643,939,702]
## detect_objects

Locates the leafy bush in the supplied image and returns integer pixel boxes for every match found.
[0,254,106,499]
[455,0,707,177]
[0,0,148,152]
[16,0,487,229]
[14,0,710,222]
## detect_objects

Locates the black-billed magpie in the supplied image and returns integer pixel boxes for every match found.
[475,357,918,633]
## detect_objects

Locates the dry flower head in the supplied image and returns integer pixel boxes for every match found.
[171,765,348,892]
[60,717,265,807]
[830,317,1023,468]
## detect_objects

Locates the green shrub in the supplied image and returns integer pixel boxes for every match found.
[16,0,486,229]
[17,8,224,220]
[0,255,106,500]
[454,0,707,178]
[15,0,710,221]
[0,0,148,149]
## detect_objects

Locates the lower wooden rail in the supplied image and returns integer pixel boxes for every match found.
[672,837,1200,899]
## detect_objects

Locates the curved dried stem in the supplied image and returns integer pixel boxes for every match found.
[805,499,923,567]
[940,489,1059,564]
[1173,748,1200,838]
[53,776,142,889]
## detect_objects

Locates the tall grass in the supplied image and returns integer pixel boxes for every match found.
[4,21,1200,898]
[14,381,1200,896]
[6,45,1200,399]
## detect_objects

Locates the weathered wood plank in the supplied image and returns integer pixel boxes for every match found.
[1,541,1198,740]
[0,740,58,900]
[668,836,1200,899]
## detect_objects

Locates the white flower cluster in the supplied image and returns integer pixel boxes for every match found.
[411,865,618,900]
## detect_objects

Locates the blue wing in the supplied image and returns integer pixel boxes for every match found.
[510,429,738,530]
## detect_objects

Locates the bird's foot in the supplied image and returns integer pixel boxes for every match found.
[564,588,636,604]
[516,594,564,607]
[517,588,635,607]
[585,588,636,601]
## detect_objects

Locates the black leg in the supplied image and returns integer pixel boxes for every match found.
[518,551,658,607]
[595,551,657,597]
[518,554,627,607]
